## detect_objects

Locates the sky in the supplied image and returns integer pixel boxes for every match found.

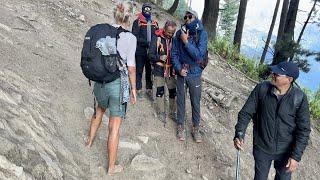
[191,0,320,91]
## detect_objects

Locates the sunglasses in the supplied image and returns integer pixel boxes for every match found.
[272,72,287,77]
[143,7,151,12]
[184,14,193,20]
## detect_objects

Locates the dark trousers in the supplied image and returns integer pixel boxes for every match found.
[176,75,201,127]
[253,146,292,180]
[136,54,152,90]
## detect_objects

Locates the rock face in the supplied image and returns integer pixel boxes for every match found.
[0,70,83,179]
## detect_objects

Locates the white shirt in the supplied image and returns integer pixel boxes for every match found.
[112,24,137,67]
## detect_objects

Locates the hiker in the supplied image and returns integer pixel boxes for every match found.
[171,9,208,143]
[148,20,177,122]
[82,1,137,175]
[132,3,158,99]
[234,62,311,180]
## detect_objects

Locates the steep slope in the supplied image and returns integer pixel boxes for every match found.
[0,0,319,179]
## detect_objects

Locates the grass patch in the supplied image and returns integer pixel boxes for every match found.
[208,37,267,81]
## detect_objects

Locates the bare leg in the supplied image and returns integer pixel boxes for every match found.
[85,106,106,147]
[107,116,122,174]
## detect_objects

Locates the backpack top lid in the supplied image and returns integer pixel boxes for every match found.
[80,24,128,83]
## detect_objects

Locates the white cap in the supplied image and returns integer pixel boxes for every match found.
[185,9,198,19]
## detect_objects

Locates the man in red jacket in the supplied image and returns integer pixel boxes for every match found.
[148,21,177,122]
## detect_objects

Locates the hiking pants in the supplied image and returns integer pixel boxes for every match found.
[176,75,201,127]
[253,146,292,180]
[136,54,152,90]
[154,76,176,114]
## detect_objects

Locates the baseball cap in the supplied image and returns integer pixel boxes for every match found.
[185,9,198,19]
[269,61,299,80]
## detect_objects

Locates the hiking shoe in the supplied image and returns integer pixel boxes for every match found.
[192,127,203,143]
[157,112,166,123]
[137,90,143,99]
[177,125,186,141]
[146,89,153,101]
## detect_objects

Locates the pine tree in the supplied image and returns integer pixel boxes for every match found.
[219,0,239,40]
[202,0,220,40]
[233,0,248,51]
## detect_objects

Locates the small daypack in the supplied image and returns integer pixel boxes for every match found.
[80,23,127,84]
[195,31,209,70]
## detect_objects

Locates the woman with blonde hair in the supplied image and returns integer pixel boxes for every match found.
[84,1,137,175]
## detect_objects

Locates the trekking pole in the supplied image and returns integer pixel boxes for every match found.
[235,149,240,180]
[182,64,189,149]
[184,75,188,149]
[163,81,167,127]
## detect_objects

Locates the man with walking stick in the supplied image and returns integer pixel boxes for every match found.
[171,9,208,143]
[234,62,311,180]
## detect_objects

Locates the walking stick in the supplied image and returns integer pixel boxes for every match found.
[182,64,189,149]
[236,149,240,180]
[184,75,188,149]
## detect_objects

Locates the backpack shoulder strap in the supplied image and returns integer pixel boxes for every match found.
[293,86,304,109]
[258,81,271,101]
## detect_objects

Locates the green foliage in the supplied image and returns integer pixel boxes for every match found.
[210,37,320,130]
[162,0,188,18]
[303,87,320,130]
[219,0,239,40]
[208,37,267,80]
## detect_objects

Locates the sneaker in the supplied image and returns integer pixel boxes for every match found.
[192,127,203,143]
[177,125,186,141]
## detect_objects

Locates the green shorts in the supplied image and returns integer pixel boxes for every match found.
[93,78,126,117]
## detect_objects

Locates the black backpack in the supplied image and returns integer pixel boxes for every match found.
[80,23,128,83]
[258,81,304,110]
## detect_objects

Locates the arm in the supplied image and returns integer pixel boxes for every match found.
[234,83,260,140]
[127,35,137,104]
[148,35,160,64]
[171,34,182,73]
[184,30,208,62]
[291,94,311,162]
[132,19,148,47]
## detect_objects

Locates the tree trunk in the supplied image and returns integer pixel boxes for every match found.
[297,0,317,45]
[273,0,300,65]
[202,0,220,41]
[289,0,317,61]
[272,0,290,65]
[167,0,179,15]
[259,0,280,65]
[233,0,248,51]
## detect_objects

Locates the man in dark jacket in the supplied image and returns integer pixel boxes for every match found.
[132,3,158,98]
[148,21,177,122]
[171,9,208,143]
[234,61,311,180]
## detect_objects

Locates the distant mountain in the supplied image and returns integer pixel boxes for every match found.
[241,25,320,91]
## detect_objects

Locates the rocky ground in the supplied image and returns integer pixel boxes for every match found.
[0,0,319,179]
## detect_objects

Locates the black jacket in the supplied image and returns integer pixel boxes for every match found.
[235,81,311,161]
[132,13,158,56]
